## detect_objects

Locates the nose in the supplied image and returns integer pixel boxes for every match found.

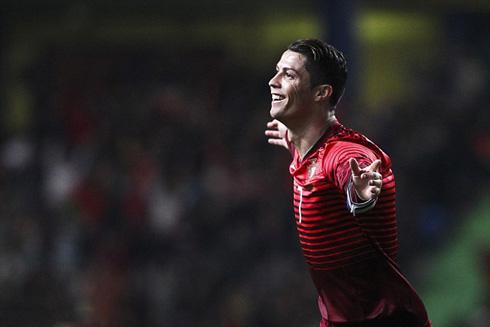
[269,72,280,88]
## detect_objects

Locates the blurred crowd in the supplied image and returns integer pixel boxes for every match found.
[0,40,488,327]
[355,42,490,268]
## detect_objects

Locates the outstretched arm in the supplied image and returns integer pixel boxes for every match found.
[265,119,290,151]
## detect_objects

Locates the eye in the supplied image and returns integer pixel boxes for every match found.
[285,72,294,79]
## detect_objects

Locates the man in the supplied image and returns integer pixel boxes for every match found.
[265,38,431,327]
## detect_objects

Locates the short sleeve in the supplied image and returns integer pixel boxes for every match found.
[323,141,378,192]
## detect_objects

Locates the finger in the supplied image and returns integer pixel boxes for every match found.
[368,159,382,172]
[267,119,281,128]
[268,139,285,146]
[349,158,362,177]
[265,130,281,138]
[371,187,380,197]
[361,172,382,180]
[369,179,382,187]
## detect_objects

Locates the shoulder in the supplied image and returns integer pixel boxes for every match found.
[321,125,377,163]
[321,123,392,172]
[325,141,378,162]
[329,123,373,147]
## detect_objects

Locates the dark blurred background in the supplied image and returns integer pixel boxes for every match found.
[0,0,489,326]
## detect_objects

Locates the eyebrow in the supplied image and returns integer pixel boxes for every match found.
[276,66,300,75]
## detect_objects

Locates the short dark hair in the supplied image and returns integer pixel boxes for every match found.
[288,38,348,108]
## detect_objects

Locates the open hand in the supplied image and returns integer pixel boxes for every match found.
[265,119,289,150]
[349,158,382,201]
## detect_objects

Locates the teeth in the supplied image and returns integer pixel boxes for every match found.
[272,94,284,101]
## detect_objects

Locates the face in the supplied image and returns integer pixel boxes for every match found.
[269,50,315,125]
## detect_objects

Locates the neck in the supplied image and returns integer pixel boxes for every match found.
[289,112,337,160]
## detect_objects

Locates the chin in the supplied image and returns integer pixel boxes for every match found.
[270,105,283,119]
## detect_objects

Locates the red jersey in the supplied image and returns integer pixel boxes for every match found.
[288,121,430,327]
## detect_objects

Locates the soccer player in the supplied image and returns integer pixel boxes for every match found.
[265,39,431,327]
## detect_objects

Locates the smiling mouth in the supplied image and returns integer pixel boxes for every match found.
[272,94,285,102]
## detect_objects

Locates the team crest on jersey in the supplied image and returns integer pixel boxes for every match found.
[307,158,319,180]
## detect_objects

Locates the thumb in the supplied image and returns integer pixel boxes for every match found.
[349,158,362,177]
[368,159,382,172]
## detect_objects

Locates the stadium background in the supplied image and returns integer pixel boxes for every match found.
[0,0,489,326]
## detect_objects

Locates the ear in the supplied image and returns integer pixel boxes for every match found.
[314,84,333,103]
